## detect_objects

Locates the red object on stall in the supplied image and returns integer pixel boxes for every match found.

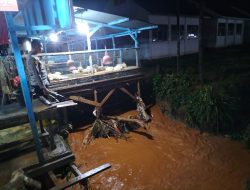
[0,12,9,45]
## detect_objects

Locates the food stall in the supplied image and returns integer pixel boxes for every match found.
[0,0,157,189]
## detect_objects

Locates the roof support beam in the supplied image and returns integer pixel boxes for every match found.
[137,25,158,31]
[89,24,102,37]
[129,33,138,48]
[90,25,157,41]
[107,18,129,25]
[75,17,130,31]
[92,30,137,41]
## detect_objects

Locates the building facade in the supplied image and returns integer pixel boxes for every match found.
[73,0,247,60]
[139,15,199,60]
[204,17,244,48]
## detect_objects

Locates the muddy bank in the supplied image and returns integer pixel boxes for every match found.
[68,106,250,190]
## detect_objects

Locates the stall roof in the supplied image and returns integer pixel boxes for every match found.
[74,8,126,25]
[73,7,157,39]
[74,7,155,29]
[13,5,157,41]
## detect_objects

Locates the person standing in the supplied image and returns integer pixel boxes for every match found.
[26,39,50,97]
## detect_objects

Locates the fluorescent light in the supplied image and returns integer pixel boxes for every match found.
[49,33,58,42]
[76,22,89,34]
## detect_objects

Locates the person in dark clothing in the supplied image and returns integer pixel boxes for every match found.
[26,39,50,97]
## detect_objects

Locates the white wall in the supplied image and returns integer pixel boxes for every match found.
[139,16,245,60]
[140,15,199,60]
[216,18,244,48]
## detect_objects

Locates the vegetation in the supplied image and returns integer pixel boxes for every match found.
[246,180,250,190]
[243,124,250,149]
[153,74,235,133]
[148,45,250,138]
[153,74,190,110]
[185,85,235,133]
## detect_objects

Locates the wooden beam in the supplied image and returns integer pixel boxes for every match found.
[100,89,116,107]
[119,87,136,101]
[70,96,100,107]
[24,152,75,177]
[49,163,111,190]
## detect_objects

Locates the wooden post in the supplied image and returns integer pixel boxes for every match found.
[137,81,141,97]
[94,89,100,119]
[198,0,204,83]
[94,89,98,102]
[176,0,180,73]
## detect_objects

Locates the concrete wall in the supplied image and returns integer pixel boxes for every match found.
[139,15,199,60]
[215,18,244,48]
[139,16,245,60]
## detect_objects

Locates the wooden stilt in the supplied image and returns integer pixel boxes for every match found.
[119,87,136,101]
[94,89,98,102]
[100,89,116,107]
[137,80,141,97]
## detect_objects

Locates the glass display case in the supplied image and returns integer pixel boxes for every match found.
[37,48,140,90]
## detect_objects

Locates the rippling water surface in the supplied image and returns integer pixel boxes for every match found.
[68,106,250,190]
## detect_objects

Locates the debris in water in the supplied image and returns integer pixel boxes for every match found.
[83,96,151,144]
[83,115,148,145]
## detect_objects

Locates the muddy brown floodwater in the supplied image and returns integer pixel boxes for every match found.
[68,106,250,190]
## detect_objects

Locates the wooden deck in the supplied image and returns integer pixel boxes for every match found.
[0,100,76,130]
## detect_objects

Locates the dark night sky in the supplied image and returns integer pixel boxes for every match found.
[134,0,250,16]
[73,0,250,18]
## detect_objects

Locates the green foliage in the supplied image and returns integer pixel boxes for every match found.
[153,74,235,133]
[246,180,250,190]
[186,85,235,133]
[243,124,250,149]
[153,74,190,110]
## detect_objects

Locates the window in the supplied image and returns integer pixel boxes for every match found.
[218,23,226,36]
[187,25,198,39]
[228,23,235,35]
[236,24,242,35]
[152,25,168,42]
[171,25,184,41]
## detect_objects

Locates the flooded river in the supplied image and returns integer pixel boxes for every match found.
[68,106,250,190]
